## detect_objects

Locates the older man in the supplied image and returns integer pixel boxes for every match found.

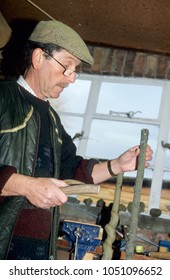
[0,20,152,259]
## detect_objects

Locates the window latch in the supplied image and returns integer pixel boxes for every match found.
[161,141,170,149]
[72,131,84,141]
[109,110,142,119]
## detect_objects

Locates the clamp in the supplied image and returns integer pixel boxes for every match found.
[62,220,102,260]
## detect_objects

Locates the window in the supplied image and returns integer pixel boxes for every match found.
[49,74,170,217]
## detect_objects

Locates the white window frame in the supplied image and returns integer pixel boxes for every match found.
[55,74,170,217]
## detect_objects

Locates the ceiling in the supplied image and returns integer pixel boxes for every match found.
[1,0,170,55]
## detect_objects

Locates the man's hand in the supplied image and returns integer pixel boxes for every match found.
[24,177,68,208]
[92,145,153,184]
[1,174,68,209]
[117,144,153,173]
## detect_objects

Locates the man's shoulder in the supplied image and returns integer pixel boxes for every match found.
[0,80,21,105]
[0,79,17,90]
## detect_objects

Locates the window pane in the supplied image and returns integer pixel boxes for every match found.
[96,82,162,119]
[163,172,170,181]
[85,120,158,178]
[59,115,83,148]
[49,79,91,114]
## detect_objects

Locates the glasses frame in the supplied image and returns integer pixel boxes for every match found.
[44,51,79,79]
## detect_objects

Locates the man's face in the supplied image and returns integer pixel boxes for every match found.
[27,48,81,100]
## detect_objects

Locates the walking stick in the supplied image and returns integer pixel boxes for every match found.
[126,128,149,260]
[102,172,124,260]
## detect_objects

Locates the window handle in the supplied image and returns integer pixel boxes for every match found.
[109,110,142,118]
[161,140,170,149]
[72,131,84,141]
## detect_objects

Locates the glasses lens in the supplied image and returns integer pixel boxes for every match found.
[64,69,79,79]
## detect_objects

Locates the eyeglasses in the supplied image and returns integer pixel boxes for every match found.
[44,51,79,79]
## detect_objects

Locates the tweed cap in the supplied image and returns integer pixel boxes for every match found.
[29,20,94,65]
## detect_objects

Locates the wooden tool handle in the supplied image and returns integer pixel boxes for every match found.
[149,252,170,260]
[62,184,100,195]
[64,179,85,185]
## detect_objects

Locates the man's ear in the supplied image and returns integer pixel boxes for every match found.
[32,48,44,69]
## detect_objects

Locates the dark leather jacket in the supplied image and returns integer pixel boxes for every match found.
[0,80,94,259]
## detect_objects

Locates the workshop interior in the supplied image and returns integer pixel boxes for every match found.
[1,0,170,260]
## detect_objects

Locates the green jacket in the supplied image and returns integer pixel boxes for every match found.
[0,80,85,259]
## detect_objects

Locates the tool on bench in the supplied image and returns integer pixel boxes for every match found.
[117,227,170,260]
[146,251,170,259]
[62,220,102,260]
[132,235,170,255]
[132,236,170,259]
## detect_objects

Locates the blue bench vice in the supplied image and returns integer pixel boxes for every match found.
[62,220,102,260]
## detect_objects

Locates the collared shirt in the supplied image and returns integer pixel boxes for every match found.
[17,75,36,97]
[17,75,48,101]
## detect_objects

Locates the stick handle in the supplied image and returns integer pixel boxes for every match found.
[62,184,100,195]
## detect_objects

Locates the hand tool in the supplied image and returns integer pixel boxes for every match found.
[62,179,100,195]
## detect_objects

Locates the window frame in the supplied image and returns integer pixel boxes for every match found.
[52,74,170,217]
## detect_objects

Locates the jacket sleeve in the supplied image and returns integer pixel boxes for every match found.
[59,126,98,183]
[0,165,17,194]
[74,158,99,183]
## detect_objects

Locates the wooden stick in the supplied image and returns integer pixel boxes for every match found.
[126,128,149,260]
[62,184,100,195]
[102,173,124,260]
[26,0,56,20]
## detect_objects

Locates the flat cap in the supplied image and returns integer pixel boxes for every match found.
[29,20,94,65]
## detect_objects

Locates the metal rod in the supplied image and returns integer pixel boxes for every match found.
[133,234,159,248]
